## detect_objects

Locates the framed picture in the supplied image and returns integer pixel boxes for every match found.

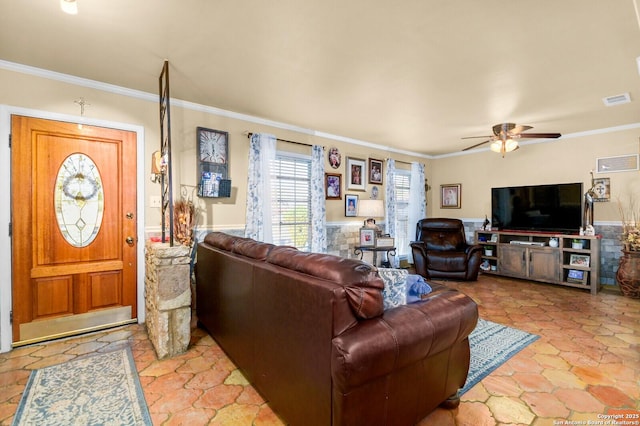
[376,236,394,247]
[569,254,590,267]
[325,173,342,200]
[345,194,358,217]
[328,147,341,169]
[592,177,610,202]
[346,157,366,191]
[441,183,461,209]
[359,228,376,247]
[197,127,228,164]
[567,269,588,284]
[368,158,383,184]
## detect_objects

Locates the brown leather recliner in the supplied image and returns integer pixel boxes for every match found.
[410,218,483,281]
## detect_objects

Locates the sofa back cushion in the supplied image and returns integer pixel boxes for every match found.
[267,247,384,319]
[232,238,275,260]
[203,232,274,260]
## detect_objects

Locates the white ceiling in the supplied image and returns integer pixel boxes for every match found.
[1,0,639,156]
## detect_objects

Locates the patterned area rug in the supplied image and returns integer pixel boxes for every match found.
[13,347,151,426]
[462,319,540,395]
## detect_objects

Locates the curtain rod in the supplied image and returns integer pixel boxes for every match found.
[244,132,324,150]
[388,158,413,165]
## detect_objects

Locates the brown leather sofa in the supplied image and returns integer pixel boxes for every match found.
[410,218,483,281]
[196,232,478,426]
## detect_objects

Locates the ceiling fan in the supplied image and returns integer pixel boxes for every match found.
[462,123,561,157]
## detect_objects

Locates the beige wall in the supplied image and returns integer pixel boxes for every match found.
[0,67,428,231]
[2,66,639,230]
[429,128,640,222]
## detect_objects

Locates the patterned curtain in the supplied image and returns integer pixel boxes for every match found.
[310,145,327,252]
[244,133,276,242]
[407,162,426,263]
[384,159,399,267]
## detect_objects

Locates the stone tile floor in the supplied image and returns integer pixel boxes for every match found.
[1,275,638,425]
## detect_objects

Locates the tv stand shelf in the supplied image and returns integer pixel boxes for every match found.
[476,230,601,295]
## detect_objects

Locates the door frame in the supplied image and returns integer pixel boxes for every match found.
[0,105,146,353]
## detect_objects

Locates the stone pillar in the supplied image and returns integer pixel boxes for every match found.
[145,241,191,359]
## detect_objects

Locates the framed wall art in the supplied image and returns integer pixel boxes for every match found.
[346,157,366,191]
[368,158,383,184]
[345,194,358,217]
[441,183,461,209]
[592,177,610,202]
[328,147,341,169]
[325,173,342,200]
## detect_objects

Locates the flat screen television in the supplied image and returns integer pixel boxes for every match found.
[491,183,583,233]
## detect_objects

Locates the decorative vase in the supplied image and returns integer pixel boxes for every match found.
[616,250,640,298]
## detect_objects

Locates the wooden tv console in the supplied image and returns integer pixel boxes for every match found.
[475,230,601,295]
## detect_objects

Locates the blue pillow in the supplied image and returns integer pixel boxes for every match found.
[407,274,432,296]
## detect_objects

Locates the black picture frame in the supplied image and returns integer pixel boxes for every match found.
[345,194,358,217]
[368,158,383,184]
[567,269,588,284]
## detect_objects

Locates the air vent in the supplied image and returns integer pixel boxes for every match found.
[602,93,631,106]
[596,154,639,173]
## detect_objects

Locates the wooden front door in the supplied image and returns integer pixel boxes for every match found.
[11,116,138,346]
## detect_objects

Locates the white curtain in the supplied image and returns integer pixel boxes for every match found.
[407,162,426,263]
[310,145,327,252]
[384,159,399,267]
[244,133,276,242]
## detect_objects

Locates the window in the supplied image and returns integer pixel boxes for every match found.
[270,153,312,251]
[393,170,411,258]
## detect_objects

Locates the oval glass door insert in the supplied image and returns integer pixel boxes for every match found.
[54,153,104,247]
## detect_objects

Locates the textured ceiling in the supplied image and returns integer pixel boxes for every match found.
[1,0,639,156]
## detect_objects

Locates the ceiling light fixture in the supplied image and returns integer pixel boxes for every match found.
[60,0,78,15]
[490,139,518,156]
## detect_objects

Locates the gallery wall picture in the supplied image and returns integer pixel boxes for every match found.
[325,173,342,200]
[345,194,358,217]
[368,158,383,184]
[441,183,461,209]
[346,157,366,191]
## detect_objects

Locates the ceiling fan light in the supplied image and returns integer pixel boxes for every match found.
[490,141,503,153]
[60,0,78,15]
[505,139,519,152]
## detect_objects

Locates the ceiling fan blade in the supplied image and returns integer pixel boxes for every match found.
[518,132,561,139]
[461,135,492,140]
[509,125,533,135]
[462,139,492,151]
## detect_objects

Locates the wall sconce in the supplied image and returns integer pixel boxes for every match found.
[150,151,165,183]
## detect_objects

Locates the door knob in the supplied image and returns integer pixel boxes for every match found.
[125,236,135,246]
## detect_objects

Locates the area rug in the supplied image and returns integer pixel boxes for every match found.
[461,319,540,395]
[12,347,152,426]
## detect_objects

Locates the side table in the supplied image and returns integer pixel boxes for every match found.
[354,246,396,267]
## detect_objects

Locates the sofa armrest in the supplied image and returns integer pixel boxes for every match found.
[331,290,478,392]
[464,243,483,257]
[410,241,429,278]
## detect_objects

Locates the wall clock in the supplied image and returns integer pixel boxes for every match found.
[198,127,228,164]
